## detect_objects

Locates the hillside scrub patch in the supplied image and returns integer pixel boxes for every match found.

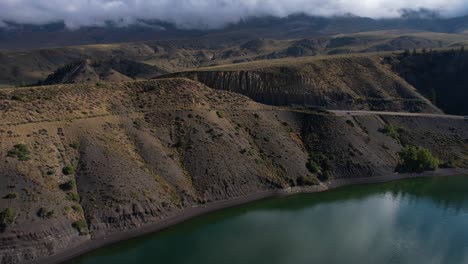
[7,144,31,161]
[216,111,225,118]
[69,142,79,149]
[37,207,55,219]
[297,175,320,186]
[306,152,328,173]
[0,208,16,231]
[318,170,332,182]
[3,193,18,199]
[66,192,80,202]
[306,158,321,173]
[397,146,440,173]
[72,205,84,215]
[379,124,401,142]
[60,180,76,191]
[72,219,88,235]
[62,165,76,175]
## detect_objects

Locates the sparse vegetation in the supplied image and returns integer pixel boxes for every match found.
[60,180,76,191]
[37,207,55,219]
[397,146,440,173]
[306,152,333,182]
[11,95,24,101]
[297,175,320,186]
[72,219,88,235]
[318,170,332,182]
[7,144,31,161]
[345,120,355,127]
[66,192,80,202]
[62,165,76,175]
[72,205,84,214]
[379,124,401,142]
[69,142,79,149]
[216,111,224,118]
[3,193,18,199]
[0,208,16,231]
[306,158,321,173]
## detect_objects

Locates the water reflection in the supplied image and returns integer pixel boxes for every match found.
[69,176,468,264]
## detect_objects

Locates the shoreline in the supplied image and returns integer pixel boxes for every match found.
[32,168,468,264]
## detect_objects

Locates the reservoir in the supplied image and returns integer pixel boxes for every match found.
[69,176,468,264]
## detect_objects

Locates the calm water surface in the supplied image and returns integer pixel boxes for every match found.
[69,176,468,264]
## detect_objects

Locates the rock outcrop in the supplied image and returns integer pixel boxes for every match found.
[161,56,440,113]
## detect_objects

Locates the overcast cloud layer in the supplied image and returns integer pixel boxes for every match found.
[0,0,467,29]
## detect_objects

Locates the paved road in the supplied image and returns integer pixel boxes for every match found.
[330,110,467,120]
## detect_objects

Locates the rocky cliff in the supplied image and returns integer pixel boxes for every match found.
[161,56,440,113]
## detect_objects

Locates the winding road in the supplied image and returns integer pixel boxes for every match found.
[330,110,467,120]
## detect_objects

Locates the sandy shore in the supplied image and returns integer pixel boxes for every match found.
[32,168,468,264]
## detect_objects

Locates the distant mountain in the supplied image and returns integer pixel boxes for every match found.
[1,14,468,50]
[0,21,203,50]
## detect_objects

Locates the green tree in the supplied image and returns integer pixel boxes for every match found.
[397,146,440,173]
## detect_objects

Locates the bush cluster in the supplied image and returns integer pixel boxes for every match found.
[297,175,320,186]
[7,144,31,161]
[397,146,440,173]
[72,219,88,235]
[60,180,76,191]
[0,208,16,231]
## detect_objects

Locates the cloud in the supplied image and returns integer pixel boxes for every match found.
[0,0,467,29]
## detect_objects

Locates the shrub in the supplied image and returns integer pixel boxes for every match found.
[318,170,332,182]
[216,111,224,118]
[345,120,355,127]
[379,124,400,142]
[69,142,79,149]
[60,180,75,191]
[306,152,329,174]
[306,158,321,173]
[0,208,16,231]
[11,95,24,101]
[397,146,440,173]
[62,165,75,175]
[66,192,80,202]
[72,205,84,214]
[3,193,18,199]
[72,219,88,235]
[297,175,320,186]
[7,144,31,161]
[37,207,55,219]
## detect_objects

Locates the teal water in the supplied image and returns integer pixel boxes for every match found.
[68,176,468,264]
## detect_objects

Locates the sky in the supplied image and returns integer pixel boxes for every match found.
[0,0,467,29]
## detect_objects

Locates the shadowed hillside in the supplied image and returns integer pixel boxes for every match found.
[36,58,166,85]
[386,48,468,115]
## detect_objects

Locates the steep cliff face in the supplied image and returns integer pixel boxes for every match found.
[386,49,468,115]
[162,56,440,113]
[0,79,466,263]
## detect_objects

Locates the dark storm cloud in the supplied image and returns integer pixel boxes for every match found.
[0,0,467,29]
